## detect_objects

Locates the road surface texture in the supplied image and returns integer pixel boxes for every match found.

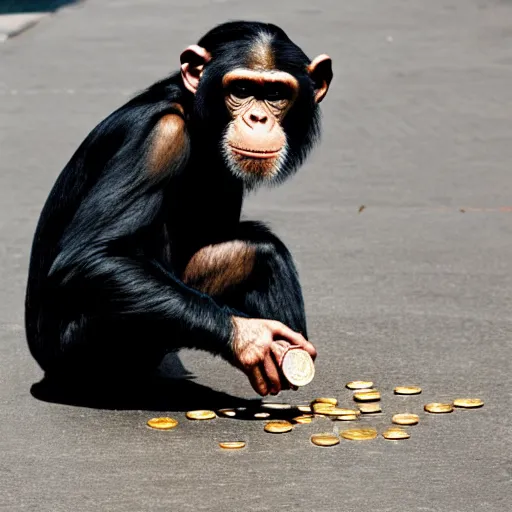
[1,1,511,511]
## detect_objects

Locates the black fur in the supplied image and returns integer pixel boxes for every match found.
[25,21,320,379]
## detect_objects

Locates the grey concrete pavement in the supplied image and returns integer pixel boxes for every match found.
[1,1,511,511]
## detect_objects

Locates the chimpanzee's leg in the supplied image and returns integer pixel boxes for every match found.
[41,221,306,384]
[182,221,308,338]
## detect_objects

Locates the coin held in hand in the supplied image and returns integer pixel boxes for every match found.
[281,347,315,387]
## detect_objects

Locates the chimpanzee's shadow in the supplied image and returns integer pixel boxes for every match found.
[30,353,261,413]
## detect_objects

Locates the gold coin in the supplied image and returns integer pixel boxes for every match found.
[311,433,340,447]
[340,428,378,441]
[219,441,246,450]
[394,386,422,395]
[297,405,312,413]
[357,402,382,414]
[186,410,217,420]
[335,408,360,416]
[146,417,178,430]
[453,398,484,409]
[293,415,314,424]
[354,390,381,402]
[333,414,359,421]
[382,428,410,440]
[312,403,336,413]
[312,397,338,406]
[392,413,419,426]
[264,420,294,433]
[217,409,236,418]
[346,381,374,390]
[281,348,315,387]
[320,407,359,417]
[424,403,454,414]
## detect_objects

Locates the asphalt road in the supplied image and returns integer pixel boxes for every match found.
[1,1,511,511]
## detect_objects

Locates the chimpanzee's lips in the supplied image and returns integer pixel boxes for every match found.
[229,145,281,159]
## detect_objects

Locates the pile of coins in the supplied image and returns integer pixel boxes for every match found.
[146,381,484,450]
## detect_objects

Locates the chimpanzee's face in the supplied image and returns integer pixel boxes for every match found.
[180,30,332,189]
[220,69,299,187]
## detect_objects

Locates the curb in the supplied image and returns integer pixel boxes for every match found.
[0,12,49,42]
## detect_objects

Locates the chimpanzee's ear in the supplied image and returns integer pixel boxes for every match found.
[307,54,333,103]
[180,45,212,94]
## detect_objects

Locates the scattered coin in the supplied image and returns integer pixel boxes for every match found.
[312,403,336,413]
[281,347,315,387]
[311,433,340,447]
[312,397,338,406]
[346,381,374,390]
[424,403,454,414]
[219,442,246,450]
[357,402,382,414]
[293,415,314,424]
[354,390,381,402]
[186,410,217,420]
[217,409,237,418]
[333,414,359,421]
[254,412,271,419]
[146,417,179,430]
[264,420,294,433]
[320,407,359,417]
[382,428,410,440]
[392,413,419,426]
[453,398,484,409]
[297,405,312,413]
[340,427,378,441]
[334,408,360,416]
[394,386,422,395]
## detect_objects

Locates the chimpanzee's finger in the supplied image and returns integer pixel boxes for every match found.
[268,322,316,358]
[262,353,281,395]
[248,366,269,396]
[270,342,293,391]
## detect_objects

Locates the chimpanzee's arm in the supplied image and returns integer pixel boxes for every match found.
[47,99,236,359]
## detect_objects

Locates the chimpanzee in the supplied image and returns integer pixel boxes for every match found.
[25,21,332,397]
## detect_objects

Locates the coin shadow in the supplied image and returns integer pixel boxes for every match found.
[30,354,261,412]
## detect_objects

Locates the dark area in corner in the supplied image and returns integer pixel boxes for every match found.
[0,0,81,14]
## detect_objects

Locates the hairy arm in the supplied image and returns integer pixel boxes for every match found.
[47,100,237,358]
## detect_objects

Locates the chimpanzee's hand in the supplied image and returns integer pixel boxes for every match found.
[230,316,317,396]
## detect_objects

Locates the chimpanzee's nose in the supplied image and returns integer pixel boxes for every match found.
[249,112,268,124]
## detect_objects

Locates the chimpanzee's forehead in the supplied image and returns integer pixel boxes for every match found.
[246,31,276,70]
[215,31,310,76]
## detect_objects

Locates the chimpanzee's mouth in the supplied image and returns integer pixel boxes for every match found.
[229,145,281,159]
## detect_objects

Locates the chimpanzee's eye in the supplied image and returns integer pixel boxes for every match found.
[230,81,253,99]
[264,83,291,101]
